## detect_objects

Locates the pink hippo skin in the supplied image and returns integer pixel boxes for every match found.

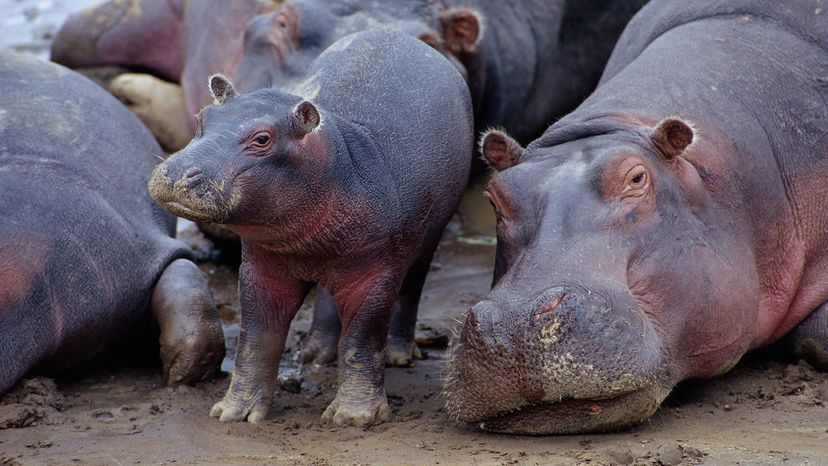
[444,0,828,434]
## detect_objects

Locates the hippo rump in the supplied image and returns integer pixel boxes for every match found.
[0,51,224,395]
[443,0,828,434]
[50,0,279,127]
[51,0,646,143]
[148,30,473,426]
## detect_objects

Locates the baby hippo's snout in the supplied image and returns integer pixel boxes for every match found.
[148,152,234,224]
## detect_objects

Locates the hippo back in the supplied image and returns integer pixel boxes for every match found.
[290,30,473,235]
[0,51,188,387]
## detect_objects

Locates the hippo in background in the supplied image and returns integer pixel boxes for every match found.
[51,0,647,145]
[443,0,828,434]
[149,30,473,426]
[0,51,224,396]
[50,0,280,134]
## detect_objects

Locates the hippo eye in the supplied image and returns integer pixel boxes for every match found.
[247,131,274,153]
[622,164,649,197]
[255,135,270,145]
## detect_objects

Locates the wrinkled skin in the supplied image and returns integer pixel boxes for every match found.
[50,0,279,129]
[149,31,473,427]
[238,0,649,365]
[0,51,225,396]
[444,0,828,434]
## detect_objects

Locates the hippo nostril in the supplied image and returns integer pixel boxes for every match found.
[533,292,566,323]
[183,167,202,179]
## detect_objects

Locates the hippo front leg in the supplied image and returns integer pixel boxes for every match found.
[210,249,310,423]
[322,272,399,427]
[782,303,828,371]
[152,258,224,385]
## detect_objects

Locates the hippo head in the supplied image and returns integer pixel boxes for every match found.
[233,0,480,92]
[148,75,325,227]
[443,117,761,434]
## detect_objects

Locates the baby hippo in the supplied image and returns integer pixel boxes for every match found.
[149,30,473,426]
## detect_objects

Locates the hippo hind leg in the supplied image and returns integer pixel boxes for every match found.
[385,255,432,366]
[298,288,340,364]
[152,258,225,384]
[782,302,828,371]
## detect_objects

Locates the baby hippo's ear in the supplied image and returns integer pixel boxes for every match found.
[209,74,236,104]
[439,8,482,54]
[294,100,320,136]
[480,129,524,171]
[650,117,694,159]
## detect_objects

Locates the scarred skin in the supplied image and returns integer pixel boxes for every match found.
[0,51,225,396]
[50,0,279,129]
[148,31,473,427]
[443,0,828,434]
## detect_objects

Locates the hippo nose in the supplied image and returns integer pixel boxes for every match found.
[463,301,500,346]
[181,167,203,187]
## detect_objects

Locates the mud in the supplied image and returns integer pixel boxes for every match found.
[2,1,828,464]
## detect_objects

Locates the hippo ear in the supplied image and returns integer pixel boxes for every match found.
[209,74,236,104]
[439,8,482,54]
[293,100,320,136]
[651,117,694,159]
[480,129,524,171]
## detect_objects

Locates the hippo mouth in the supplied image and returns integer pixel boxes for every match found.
[474,387,668,435]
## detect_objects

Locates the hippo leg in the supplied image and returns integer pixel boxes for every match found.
[322,273,399,427]
[783,303,828,371]
[210,252,309,423]
[386,256,432,366]
[298,288,340,364]
[152,258,225,385]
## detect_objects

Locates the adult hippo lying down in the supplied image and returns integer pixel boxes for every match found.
[444,0,828,434]
[0,51,224,396]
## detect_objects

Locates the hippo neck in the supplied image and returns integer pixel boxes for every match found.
[236,113,397,267]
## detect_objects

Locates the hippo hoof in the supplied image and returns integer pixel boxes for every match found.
[385,337,423,367]
[209,398,268,424]
[321,395,391,427]
[298,330,338,365]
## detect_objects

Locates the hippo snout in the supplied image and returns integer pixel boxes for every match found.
[148,157,233,224]
[444,284,671,434]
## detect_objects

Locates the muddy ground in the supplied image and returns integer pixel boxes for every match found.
[2,1,828,464]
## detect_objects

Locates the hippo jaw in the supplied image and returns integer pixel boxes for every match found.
[148,164,236,224]
[443,285,672,435]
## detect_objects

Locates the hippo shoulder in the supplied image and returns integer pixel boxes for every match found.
[600,0,828,84]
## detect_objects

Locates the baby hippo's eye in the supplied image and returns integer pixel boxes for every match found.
[246,131,274,154]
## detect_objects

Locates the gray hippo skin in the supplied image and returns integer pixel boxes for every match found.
[149,30,473,427]
[444,0,828,434]
[0,51,224,396]
[242,0,647,367]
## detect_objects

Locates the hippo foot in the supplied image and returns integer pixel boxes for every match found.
[153,259,225,385]
[298,330,338,364]
[321,391,391,427]
[209,385,272,424]
[385,336,423,367]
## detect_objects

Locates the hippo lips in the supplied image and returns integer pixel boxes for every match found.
[159,200,223,224]
[473,387,668,435]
